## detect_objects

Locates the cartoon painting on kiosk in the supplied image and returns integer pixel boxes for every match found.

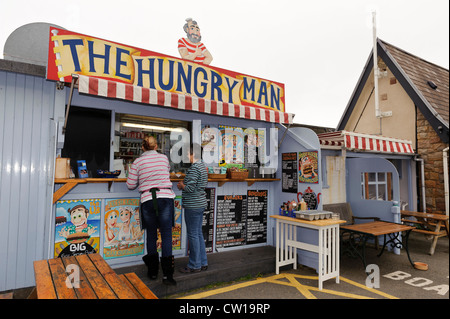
[54,199,101,257]
[103,198,144,260]
[298,151,318,184]
[218,125,244,168]
[178,18,213,65]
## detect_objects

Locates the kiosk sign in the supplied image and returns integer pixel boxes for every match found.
[47,27,285,112]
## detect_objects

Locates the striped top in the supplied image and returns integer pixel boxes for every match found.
[126,150,175,203]
[178,38,207,63]
[182,160,208,208]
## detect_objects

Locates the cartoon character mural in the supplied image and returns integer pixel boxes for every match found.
[54,199,101,257]
[178,18,213,65]
[298,151,319,183]
[103,198,145,260]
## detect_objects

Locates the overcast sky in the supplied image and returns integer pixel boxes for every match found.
[1,0,448,128]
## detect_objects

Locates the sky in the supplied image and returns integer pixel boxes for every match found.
[1,0,448,128]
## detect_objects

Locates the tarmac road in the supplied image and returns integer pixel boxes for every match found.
[172,231,449,300]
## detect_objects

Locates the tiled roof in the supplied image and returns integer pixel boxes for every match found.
[380,40,449,126]
[337,39,449,143]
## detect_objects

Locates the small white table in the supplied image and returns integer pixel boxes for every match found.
[271,215,346,290]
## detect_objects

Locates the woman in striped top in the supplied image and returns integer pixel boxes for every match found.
[177,143,209,273]
[127,136,176,285]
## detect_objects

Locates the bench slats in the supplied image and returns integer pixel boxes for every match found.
[0,292,14,299]
[33,259,57,299]
[119,274,143,299]
[33,254,157,299]
[88,254,137,299]
[75,254,117,299]
[48,258,78,299]
[60,256,98,299]
[123,273,158,299]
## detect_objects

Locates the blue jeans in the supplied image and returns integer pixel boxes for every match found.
[141,198,174,257]
[184,207,208,269]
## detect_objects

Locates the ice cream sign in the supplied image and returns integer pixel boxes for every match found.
[47,22,285,112]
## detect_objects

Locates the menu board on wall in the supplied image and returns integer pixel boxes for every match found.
[215,190,268,248]
[282,152,298,193]
[246,190,268,245]
[216,195,247,248]
[203,188,216,253]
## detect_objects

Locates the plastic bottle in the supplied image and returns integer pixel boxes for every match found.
[300,198,307,211]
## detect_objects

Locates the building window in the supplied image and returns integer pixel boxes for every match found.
[361,172,393,201]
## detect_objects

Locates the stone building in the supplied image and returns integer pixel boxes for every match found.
[337,39,449,215]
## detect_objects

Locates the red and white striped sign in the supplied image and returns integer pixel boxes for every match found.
[318,130,414,154]
[77,75,294,125]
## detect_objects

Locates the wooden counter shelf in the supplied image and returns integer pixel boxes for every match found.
[53,177,279,203]
[207,178,280,187]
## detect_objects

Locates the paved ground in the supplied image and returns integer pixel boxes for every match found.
[169,231,449,300]
[5,230,448,304]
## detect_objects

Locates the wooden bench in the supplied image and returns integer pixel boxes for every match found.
[32,253,157,299]
[119,273,158,299]
[0,292,13,299]
[401,210,449,255]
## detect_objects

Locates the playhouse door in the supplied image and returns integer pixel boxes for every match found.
[346,157,400,222]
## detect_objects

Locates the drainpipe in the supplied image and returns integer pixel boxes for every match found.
[415,157,426,213]
[372,12,381,122]
[443,147,449,217]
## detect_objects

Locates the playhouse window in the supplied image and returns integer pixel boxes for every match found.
[361,172,393,201]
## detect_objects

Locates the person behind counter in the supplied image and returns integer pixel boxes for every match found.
[126,136,176,286]
[177,143,209,273]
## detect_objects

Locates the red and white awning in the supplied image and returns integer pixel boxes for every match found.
[77,75,294,125]
[318,130,415,155]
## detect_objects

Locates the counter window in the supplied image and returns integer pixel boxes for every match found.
[61,106,111,178]
[114,113,191,176]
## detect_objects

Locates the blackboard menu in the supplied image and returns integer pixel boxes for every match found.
[216,195,247,248]
[246,190,267,245]
[203,188,216,253]
[282,152,298,193]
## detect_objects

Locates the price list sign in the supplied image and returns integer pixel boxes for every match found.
[216,195,247,248]
[203,188,216,253]
[282,152,298,193]
[246,190,268,245]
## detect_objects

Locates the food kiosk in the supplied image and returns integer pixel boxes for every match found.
[0,23,328,291]
[47,26,329,269]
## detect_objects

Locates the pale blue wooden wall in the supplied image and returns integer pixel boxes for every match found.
[0,68,61,291]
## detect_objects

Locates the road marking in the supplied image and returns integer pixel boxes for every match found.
[178,273,398,299]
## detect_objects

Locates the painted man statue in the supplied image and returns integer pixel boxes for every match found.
[178,18,213,65]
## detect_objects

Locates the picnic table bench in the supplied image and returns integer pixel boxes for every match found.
[401,210,449,255]
[32,253,157,299]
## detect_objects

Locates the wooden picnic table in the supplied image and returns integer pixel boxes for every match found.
[401,210,449,255]
[340,221,415,272]
[32,253,157,299]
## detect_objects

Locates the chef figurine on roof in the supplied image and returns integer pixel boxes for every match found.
[178,18,213,65]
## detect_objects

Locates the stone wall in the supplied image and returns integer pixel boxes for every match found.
[416,111,449,214]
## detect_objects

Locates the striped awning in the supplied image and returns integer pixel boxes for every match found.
[318,130,415,154]
[77,75,294,125]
